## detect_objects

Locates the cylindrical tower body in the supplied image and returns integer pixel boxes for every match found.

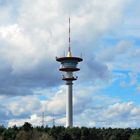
[66,81,73,127]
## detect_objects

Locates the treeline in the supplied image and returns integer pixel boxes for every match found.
[0,122,140,140]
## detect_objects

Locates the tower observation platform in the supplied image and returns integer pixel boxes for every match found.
[56,47,82,81]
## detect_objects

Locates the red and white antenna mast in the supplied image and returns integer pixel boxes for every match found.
[69,17,71,50]
[67,17,72,57]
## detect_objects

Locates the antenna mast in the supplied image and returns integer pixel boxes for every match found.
[69,17,71,49]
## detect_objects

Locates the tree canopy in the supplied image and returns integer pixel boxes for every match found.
[0,123,140,140]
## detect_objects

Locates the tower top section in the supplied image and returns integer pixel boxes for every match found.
[56,17,83,63]
[56,18,83,69]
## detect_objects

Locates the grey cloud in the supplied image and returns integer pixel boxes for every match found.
[0,58,61,96]
[98,40,133,62]
[59,0,89,14]
[78,56,111,82]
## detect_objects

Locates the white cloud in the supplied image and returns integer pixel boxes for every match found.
[104,102,134,119]
[102,102,140,127]
[0,24,49,74]
[7,96,41,116]
[74,101,140,128]
[3,84,107,126]
[56,117,66,126]
[8,113,53,127]
[0,0,132,68]
[41,86,66,115]
[4,84,140,128]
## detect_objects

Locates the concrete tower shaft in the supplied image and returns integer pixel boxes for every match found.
[66,81,73,127]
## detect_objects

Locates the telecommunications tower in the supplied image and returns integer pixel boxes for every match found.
[56,18,83,127]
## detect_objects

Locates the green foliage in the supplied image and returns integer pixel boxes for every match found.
[15,130,31,140]
[39,133,54,140]
[1,122,140,140]
[21,122,33,131]
[109,135,117,140]
[129,133,140,140]
[0,125,5,135]
[3,127,17,140]
[66,127,81,140]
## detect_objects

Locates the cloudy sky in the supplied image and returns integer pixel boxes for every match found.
[0,0,140,128]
